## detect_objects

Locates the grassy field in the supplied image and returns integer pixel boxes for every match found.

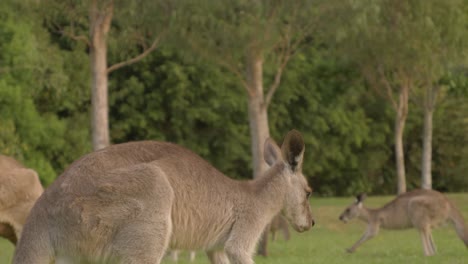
[2,193,467,263]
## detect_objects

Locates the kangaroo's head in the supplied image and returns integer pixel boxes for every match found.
[264,130,314,232]
[339,193,367,223]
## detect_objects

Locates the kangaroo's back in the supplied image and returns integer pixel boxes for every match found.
[0,155,43,244]
[15,141,243,262]
[378,189,451,229]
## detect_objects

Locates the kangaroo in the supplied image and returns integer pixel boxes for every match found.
[0,155,43,245]
[257,214,290,257]
[14,130,314,264]
[339,190,468,256]
[270,214,290,242]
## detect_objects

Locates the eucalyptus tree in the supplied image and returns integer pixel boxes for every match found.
[325,0,468,194]
[410,0,468,190]
[41,0,175,150]
[180,0,316,180]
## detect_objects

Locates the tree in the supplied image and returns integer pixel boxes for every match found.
[41,0,174,150]
[181,0,316,178]
[179,0,317,256]
[324,0,468,193]
[412,1,468,189]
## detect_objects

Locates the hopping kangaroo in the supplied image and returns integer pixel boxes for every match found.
[14,130,314,264]
[0,155,43,245]
[339,190,468,256]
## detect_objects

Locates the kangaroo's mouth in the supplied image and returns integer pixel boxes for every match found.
[339,216,348,223]
[291,220,313,233]
[292,224,308,233]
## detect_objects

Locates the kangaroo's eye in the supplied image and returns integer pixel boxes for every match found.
[306,191,312,199]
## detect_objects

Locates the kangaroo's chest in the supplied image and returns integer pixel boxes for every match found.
[169,200,235,250]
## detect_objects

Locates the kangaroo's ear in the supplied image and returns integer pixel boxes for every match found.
[355,193,367,203]
[281,130,305,171]
[264,138,282,166]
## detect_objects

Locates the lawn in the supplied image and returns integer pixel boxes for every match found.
[2,193,467,264]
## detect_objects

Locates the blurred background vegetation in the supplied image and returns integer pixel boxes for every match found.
[1,0,467,196]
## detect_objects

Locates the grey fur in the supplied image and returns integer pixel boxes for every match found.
[339,189,468,256]
[0,155,43,245]
[14,130,314,264]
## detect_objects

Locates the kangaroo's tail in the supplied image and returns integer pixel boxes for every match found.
[13,206,53,264]
[448,201,468,248]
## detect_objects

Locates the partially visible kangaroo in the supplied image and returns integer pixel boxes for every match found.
[169,250,196,262]
[0,155,43,244]
[257,214,290,257]
[339,190,468,256]
[14,130,314,264]
[270,214,290,242]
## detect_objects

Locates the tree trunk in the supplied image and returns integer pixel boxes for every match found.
[421,86,435,190]
[90,1,113,151]
[421,108,433,189]
[246,55,270,179]
[90,33,109,151]
[394,85,408,194]
[246,53,272,257]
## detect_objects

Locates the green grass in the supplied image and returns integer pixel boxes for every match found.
[2,193,467,264]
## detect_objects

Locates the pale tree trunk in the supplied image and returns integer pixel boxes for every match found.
[394,85,408,194]
[246,55,270,179]
[90,1,113,151]
[421,108,433,189]
[421,85,437,190]
[246,53,271,257]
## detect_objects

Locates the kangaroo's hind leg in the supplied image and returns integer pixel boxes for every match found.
[106,164,175,264]
[418,226,435,256]
[111,210,173,264]
[427,229,437,255]
[418,228,429,256]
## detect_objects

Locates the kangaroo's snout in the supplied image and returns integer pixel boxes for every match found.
[302,217,315,232]
[339,215,348,223]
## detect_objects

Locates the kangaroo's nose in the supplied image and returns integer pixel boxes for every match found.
[339,215,343,221]
[310,218,315,227]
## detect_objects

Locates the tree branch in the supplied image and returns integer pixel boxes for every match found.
[50,19,91,47]
[107,33,163,74]
[264,58,289,108]
[187,37,252,97]
[59,29,91,46]
[377,65,398,110]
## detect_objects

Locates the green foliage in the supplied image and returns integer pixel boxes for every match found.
[177,0,316,80]
[0,1,91,185]
[1,0,467,195]
[268,47,394,196]
[109,49,252,178]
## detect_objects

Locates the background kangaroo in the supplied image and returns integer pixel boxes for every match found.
[257,214,290,257]
[14,130,314,264]
[0,155,43,245]
[339,190,468,256]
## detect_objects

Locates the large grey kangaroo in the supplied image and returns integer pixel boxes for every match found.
[0,155,43,245]
[14,130,314,264]
[339,190,468,256]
